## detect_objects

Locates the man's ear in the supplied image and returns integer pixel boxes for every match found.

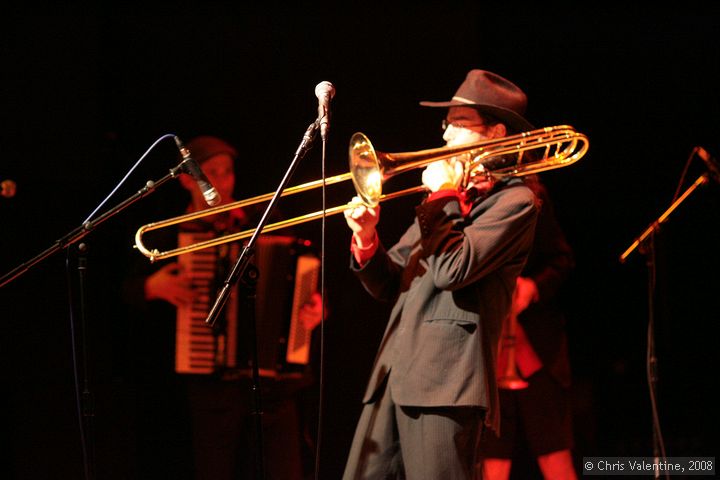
[490,123,507,138]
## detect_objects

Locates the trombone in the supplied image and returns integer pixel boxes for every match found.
[135,125,589,261]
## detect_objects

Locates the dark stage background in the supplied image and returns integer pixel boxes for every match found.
[2,5,718,479]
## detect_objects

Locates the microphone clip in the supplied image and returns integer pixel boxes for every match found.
[173,136,222,206]
[696,146,720,183]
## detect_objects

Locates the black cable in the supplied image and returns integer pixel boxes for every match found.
[314,136,327,480]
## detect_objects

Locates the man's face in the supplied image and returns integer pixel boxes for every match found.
[441,106,507,194]
[442,106,491,147]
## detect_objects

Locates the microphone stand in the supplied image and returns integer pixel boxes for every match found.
[205,120,319,480]
[619,171,711,480]
[0,165,186,288]
[66,242,96,480]
[0,159,190,480]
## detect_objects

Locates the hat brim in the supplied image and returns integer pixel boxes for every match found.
[420,101,535,133]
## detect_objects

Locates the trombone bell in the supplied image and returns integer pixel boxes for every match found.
[349,125,589,208]
[349,133,384,207]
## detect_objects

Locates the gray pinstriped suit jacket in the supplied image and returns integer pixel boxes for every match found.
[351,179,538,431]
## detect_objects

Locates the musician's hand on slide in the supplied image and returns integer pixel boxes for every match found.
[421,159,464,192]
[512,276,539,315]
[144,262,196,308]
[298,292,326,331]
[343,196,379,247]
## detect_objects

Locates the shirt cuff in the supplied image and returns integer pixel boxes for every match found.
[427,189,460,202]
[351,232,378,265]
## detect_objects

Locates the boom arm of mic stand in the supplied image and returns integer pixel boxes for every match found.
[0,170,181,288]
[619,173,710,263]
[205,120,319,327]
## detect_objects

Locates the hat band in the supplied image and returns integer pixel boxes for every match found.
[452,96,475,104]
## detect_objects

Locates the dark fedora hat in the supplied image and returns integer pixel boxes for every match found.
[186,135,238,165]
[420,69,534,133]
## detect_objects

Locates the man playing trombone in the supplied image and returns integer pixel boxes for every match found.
[341,69,540,479]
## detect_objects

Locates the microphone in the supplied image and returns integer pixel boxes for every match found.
[1,179,16,198]
[174,136,221,206]
[696,146,720,183]
[315,81,335,141]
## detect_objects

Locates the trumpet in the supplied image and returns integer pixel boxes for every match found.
[134,125,588,261]
[497,309,530,390]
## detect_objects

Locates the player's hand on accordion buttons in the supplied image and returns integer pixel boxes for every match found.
[144,262,196,308]
[299,292,327,331]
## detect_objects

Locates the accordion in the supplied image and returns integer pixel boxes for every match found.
[175,232,319,378]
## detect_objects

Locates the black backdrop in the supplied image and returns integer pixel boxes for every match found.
[2,4,718,479]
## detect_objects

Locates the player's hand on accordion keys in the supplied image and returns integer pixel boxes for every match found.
[298,292,327,331]
[144,262,197,308]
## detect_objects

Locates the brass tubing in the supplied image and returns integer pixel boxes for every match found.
[136,185,426,261]
[134,172,351,257]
